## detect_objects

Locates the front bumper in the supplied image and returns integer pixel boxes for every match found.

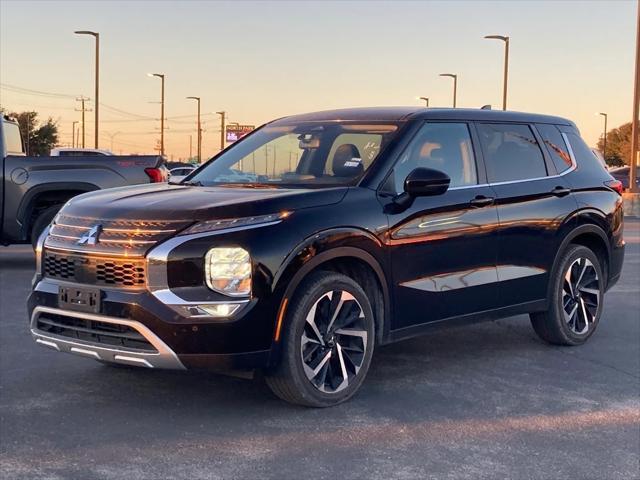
[28,279,274,371]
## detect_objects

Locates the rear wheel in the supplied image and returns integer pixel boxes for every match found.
[530,245,604,346]
[265,271,375,407]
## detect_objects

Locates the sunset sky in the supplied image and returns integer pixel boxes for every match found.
[0,0,637,160]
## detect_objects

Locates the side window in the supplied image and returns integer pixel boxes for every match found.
[477,123,547,183]
[536,124,573,173]
[565,132,609,175]
[391,122,477,193]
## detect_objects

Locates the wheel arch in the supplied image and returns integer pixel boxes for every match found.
[269,228,391,359]
[552,222,611,289]
[18,182,99,240]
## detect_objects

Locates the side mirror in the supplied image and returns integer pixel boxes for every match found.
[404,167,451,197]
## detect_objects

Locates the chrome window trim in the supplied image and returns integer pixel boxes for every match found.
[30,306,185,370]
[448,132,577,190]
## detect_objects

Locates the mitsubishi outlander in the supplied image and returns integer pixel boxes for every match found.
[29,107,625,407]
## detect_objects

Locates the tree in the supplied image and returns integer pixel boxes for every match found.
[598,122,632,167]
[8,111,59,156]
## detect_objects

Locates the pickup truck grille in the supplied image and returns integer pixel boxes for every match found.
[44,214,191,256]
[35,311,156,352]
[44,251,147,288]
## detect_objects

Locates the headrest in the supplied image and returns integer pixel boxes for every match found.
[332,144,363,177]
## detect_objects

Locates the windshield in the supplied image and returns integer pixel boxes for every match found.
[188,121,400,188]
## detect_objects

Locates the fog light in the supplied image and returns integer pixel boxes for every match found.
[182,303,242,318]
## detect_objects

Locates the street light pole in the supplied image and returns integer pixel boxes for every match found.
[599,113,608,161]
[216,111,226,151]
[148,73,165,156]
[631,0,640,193]
[186,96,201,163]
[439,74,457,107]
[484,35,509,110]
[75,30,99,148]
[419,96,429,107]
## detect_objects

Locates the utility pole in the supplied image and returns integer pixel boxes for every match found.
[148,73,165,156]
[216,111,226,151]
[439,73,458,108]
[484,35,509,110]
[75,96,92,149]
[75,30,99,148]
[186,96,201,162]
[631,0,640,193]
[189,135,193,159]
[72,121,78,148]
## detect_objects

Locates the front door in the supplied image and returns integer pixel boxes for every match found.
[383,122,500,331]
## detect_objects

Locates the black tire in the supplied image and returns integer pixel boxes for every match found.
[30,205,61,249]
[530,245,605,346]
[265,271,376,407]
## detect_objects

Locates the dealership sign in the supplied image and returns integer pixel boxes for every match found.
[226,125,255,143]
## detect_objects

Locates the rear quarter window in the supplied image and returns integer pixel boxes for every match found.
[565,132,610,177]
[536,124,573,174]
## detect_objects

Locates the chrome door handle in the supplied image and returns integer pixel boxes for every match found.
[470,195,495,207]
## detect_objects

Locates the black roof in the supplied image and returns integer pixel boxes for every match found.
[275,107,575,126]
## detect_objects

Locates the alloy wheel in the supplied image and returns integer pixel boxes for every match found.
[300,290,368,394]
[562,257,600,335]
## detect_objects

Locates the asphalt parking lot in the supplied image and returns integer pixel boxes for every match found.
[1,220,639,480]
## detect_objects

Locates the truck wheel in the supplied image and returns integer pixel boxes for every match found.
[265,271,375,407]
[30,206,60,249]
[530,245,604,346]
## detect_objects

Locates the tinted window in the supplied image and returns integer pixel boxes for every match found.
[536,124,573,173]
[565,132,609,176]
[3,121,24,154]
[391,122,477,193]
[477,123,547,183]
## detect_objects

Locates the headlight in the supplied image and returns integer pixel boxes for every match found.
[180,212,290,236]
[205,247,251,296]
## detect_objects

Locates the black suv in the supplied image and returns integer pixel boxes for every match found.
[29,107,625,407]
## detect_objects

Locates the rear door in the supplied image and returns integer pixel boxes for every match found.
[475,122,577,306]
[384,121,500,331]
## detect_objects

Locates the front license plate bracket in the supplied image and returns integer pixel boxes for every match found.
[59,286,101,313]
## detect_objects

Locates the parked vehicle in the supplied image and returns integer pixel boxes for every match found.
[168,166,196,183]
[50,147,114,157]
[609,165,639,191]
[28,107,625,407]
[0,116,168,247]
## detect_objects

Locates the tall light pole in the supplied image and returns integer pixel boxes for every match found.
[630,0,640,193]
[186,96,201,163]
[148,73,165,156]
[599,112,608,162]
[484,35,509,110]
[72,121,78,148]
[75,30,99,148]
[418,96,429,107]
[216,111,226,151]
[107,131,121,152]
[439,73,457,108]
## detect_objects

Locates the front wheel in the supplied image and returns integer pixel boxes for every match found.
[265,271,375,407]
[530,245,604,346]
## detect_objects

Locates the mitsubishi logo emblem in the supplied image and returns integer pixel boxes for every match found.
[77,225,102,245]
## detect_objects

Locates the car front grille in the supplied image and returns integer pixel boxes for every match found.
[44,214,191,256]
[44,251,146,288]
[35,311,157,352]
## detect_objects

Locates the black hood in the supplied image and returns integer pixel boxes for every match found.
[63,183,348,222]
